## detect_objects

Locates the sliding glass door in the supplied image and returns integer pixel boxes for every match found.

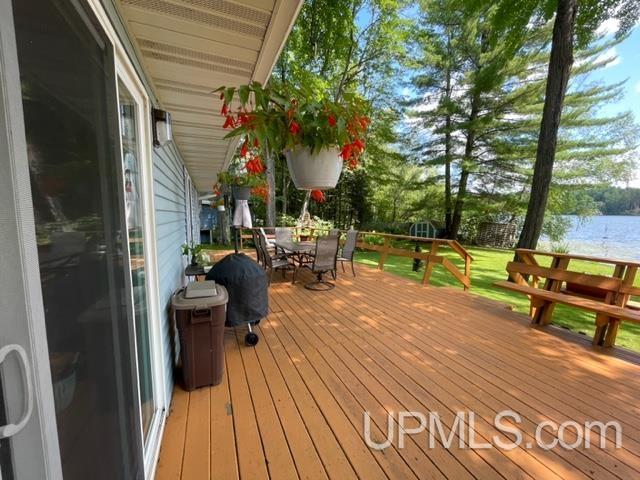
[117,79,156,444]
[11,0,148,477]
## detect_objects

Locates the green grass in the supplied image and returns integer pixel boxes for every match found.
[355,246,640,352]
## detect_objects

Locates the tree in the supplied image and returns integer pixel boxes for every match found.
[517,0,577,249]
[271,0,408,226]
[490,0,640,250]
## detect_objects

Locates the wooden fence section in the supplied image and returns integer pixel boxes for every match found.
[237,227,473,290]
[356,233,473,290]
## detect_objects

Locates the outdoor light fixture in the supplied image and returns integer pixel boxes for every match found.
[152,107,172,147]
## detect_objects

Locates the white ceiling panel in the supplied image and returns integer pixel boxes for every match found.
[117,0,303,192]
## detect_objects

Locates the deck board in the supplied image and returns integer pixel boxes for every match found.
[156,264,640,479]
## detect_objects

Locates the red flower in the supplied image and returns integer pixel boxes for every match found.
[246,157,265,174]
[220,103,229,116]
[353,138,365,151]
[253,137,260,148]
[219,92,224,100]
[289,121,300,135]
[222,115,235,129]
[310,190,325,203]
[359,116,370,129]
[252,186,269,201]
[240,140,248,157]
[340,144,352,161]
[328,114,337,127]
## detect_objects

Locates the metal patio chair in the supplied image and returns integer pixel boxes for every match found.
[293,235,339,290]
[258,229,295,284]
[252,230,265,267]
[338,229,358,277]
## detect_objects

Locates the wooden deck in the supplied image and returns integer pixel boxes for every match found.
[155,264,640,480]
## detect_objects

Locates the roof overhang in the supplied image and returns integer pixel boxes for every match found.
[116,0,302,191]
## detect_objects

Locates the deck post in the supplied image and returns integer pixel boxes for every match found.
[421,241,440,285]
[533,256,569,325]
[464,254,471,291]
[378,237,390,270]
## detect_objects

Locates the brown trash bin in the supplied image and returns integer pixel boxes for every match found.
[172,283,228,391]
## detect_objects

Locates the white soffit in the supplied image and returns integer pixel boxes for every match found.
[117,0,303,191]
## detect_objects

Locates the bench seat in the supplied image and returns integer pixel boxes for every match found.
[494,281,640,323]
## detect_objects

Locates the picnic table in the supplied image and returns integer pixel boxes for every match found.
[495,248,640,347]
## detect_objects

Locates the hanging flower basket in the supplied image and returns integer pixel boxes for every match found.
[232,185,251,201]
[214,82,369,193]
[285,146,342,190]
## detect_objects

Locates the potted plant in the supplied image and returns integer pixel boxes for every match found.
[214,82,369,191]
[181,242,203,266]
[215,149,268,201]
[217,170,266,201]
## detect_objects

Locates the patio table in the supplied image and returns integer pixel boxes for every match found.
[275,240,315,266]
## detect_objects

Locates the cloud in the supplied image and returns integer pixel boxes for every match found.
[596,18,620,36]
[594,47,621,68]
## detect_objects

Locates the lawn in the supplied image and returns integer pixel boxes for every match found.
[354,246,640,352]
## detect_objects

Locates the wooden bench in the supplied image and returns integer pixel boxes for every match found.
[494,249,640,347]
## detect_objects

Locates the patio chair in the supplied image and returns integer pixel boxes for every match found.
[275,227,293,254]
[258,229,295,284]
[251,230,265,267]
[259,227,276,250]
[338,229,358,277]
[329,228,340,237]
[293,235,339,290]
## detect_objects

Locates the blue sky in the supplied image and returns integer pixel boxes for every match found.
[588,20,640,186]
[589,22,640,123]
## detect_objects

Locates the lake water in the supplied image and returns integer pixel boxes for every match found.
[540,215,640,260]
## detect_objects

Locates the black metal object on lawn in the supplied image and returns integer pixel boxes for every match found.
[205,253,268,345]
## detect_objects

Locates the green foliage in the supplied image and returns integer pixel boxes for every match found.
[181,242,202,257]
[406,0,638,241]
[217,170,266,188]
[215,81,369,160]
[580,186,640,215]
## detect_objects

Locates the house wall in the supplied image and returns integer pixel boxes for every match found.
[152,141,195,405]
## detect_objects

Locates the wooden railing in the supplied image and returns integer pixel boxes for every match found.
[237,227,473,290]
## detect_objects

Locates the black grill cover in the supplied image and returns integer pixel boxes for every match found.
[205,253,268,327]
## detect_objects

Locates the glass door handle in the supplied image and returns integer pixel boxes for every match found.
[0,344,33,439]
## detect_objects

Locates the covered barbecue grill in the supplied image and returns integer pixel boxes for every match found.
[205,252,268,345]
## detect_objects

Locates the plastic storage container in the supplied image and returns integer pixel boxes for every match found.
[172,282,228,391]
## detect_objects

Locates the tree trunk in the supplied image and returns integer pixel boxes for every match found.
[282,167,288,217]
[298,191,311,223]
[265,145,276,227]
[444,104,452,235]
[516,0,577,250]
[444,31,453,235]
[449,91,480,240]
[449,168,469,239]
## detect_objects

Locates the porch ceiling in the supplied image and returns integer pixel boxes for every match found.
[116,0,302,192]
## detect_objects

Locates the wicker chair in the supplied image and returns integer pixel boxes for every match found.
[294,235,339,290]
[338,229,358,276]
[258,229,295,284]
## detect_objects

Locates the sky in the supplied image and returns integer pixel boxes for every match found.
[568,19,640,186]
[589,20,640,122]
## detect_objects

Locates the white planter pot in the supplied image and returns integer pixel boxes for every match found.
[216,205,225,212]
[285,146,343,190]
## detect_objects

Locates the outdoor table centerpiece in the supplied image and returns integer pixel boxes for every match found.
[214,82,369,193]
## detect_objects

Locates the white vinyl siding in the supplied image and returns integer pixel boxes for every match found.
[152,141,191,405]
